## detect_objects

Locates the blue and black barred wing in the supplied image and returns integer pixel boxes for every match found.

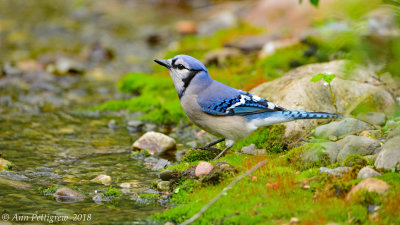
[198,91,285,116]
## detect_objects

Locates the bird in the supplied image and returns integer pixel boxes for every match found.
[154,55,342,160]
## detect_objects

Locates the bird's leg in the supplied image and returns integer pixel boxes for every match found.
[213,140,234,161]
[195,138,225,152]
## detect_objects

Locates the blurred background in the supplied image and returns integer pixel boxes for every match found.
[0,0,399,224]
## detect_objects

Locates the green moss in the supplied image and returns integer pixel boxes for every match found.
[235,125,286,153]
[350,189,382,207]
[39,185,60,196]
[131,149,151,159]
[181,150,219,163]
[103,185,121,198]
[139,193,159,200]
[342,154,369,167]
[284,143,330,170]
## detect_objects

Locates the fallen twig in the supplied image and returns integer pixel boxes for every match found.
[180,159,268,225]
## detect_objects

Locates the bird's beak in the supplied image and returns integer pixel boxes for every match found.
[154,59,171,69]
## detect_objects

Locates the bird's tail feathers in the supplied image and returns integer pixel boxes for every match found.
[283,110,342,120]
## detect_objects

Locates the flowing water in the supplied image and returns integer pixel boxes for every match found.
[0,1,205,224]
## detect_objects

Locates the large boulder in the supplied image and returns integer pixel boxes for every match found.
[374,136,400,170]
[251,60,395,138]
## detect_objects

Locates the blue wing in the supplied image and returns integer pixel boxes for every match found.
[198,89,284,116]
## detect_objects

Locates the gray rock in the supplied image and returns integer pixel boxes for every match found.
[337,135,380,163]
[320,142,341,163]
[251,60,394,138]
[385,120,399,130]
[387,126,400,139]
[152,159,169,171]
[241,144,265,156]
[159,170,180,181]
[132,131,176,154]
[127,120,144,132]
[54,187,85,203]
[319,167,351,177]
[108,119,117,130]
[315,118,372,138]
[356,112,386,125]
[157,181,170,192]
[375,136,400,170]
[357,166,381,179]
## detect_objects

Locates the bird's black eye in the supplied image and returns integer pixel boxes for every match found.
[177,64,186,70]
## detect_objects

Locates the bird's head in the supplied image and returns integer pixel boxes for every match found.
[154,55,210,98]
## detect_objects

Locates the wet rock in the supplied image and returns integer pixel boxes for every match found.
[356,112,386,126]
[315,118,372,139]
[0,171,29,181]
[91,174,112,185]
[87,43,114,63]
[357,166,381,179]
[181,166,196,179]
[132,131,176,154]
[152,159,169,171]
[195,161,214,178]
[92,193,110,204]
[143,123,157,132]
[319,167,351,177]
[159,170,180,181]
[119,181,140,189]
[52,57,85,75]
[374,136,400,170]
[251,61,394,138]
[346,178,389,201]
[0,158,13,171]
[0,177,31,189]
[127,120,144,133]
[108,119,117,130]
[337,135,380,163]
[157,181,170,192]
[204,48,241,66]
[176,20,197,35]
[54,187,85,203]
[240,144,265,156]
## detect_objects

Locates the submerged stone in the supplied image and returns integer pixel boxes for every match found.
[91,174,112,185]
[0,158,13,171]
[54,187,85,203]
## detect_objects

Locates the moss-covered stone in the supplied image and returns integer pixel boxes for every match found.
[181,150,218,163]
[343,154,369,167]
[284,143,331,170]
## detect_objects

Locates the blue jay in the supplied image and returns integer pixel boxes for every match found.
[154,55,341,160]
